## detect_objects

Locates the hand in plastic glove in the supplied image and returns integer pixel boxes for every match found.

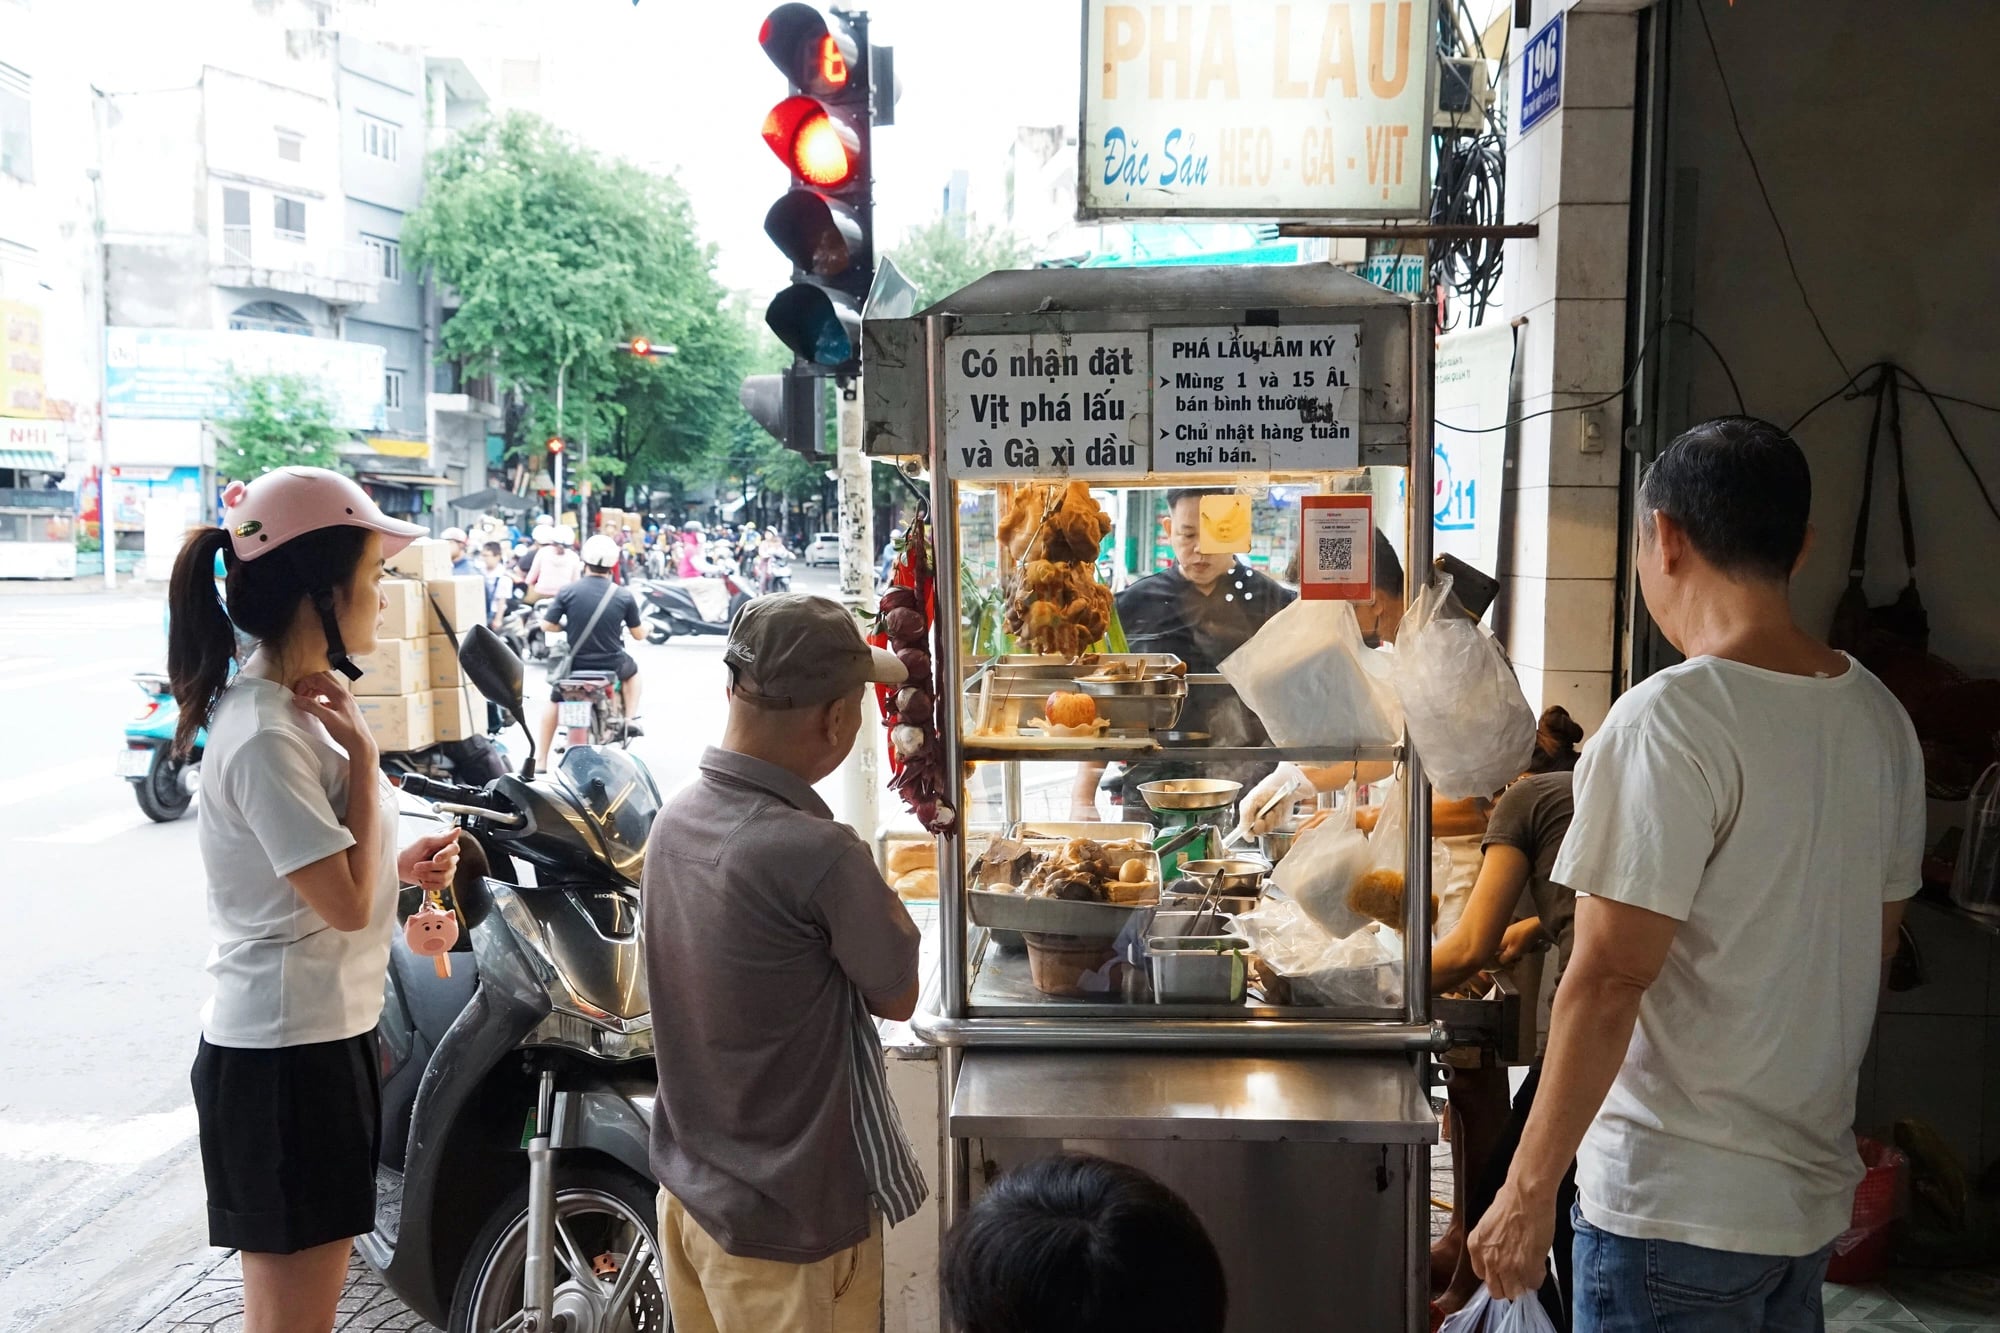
[1237,762,1308,836]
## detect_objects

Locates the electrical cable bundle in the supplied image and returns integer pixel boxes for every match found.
[1427,0,1509,329]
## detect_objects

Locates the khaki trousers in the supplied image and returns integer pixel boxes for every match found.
[657,1189,882,1333]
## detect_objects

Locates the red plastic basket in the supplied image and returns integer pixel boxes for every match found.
[1826,1137,1906,1285]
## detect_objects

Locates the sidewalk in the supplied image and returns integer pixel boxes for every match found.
[136,1250,433,1331]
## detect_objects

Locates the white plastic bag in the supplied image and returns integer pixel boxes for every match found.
[1234,898,1402,1007]
[1362,777,1454,933]
[1437,1286,1558,1333]
[1220,598,1401,748]
[1268,793,1372,938]
[1393,575,1536,799]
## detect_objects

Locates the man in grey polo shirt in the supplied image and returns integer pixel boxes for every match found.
[643,593,925,1333]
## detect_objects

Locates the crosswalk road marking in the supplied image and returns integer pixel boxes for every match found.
[23,809,156,844]
[0,1106,197,1166]
[0,757,109,810]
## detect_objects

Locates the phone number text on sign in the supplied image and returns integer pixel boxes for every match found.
[941,333,1151,478]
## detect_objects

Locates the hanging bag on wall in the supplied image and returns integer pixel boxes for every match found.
[1830,372,1930,658]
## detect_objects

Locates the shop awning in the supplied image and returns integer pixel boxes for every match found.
[0,448,64,471]
[355,468,449,486]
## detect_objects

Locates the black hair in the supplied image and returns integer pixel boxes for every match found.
[165,524,372,757]
[943,1154,1226,1333]
[482,540,504,558]
[1639,416,1811,581]
[1164,487,1229,512]
[1374,528,1405,598]
[1526,705,1585,773]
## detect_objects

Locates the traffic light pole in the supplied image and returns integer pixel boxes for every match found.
[833,376,879,840]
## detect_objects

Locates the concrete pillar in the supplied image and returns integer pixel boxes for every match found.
[1498,2,1641,734]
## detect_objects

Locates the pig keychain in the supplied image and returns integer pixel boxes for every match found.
[405,892,460,978]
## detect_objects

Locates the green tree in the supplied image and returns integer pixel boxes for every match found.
[403,112,747,506]
[213,372,347,482]
[885,216,1029,309]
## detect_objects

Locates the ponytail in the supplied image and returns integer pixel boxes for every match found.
[167,527,236,758]
[1527,705,1586,774]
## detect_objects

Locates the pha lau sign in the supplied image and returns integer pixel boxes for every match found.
[942,333,1151,478]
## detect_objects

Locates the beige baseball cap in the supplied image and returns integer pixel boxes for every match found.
[724,593,907,708]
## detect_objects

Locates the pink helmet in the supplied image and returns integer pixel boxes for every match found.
[221,467,424,562]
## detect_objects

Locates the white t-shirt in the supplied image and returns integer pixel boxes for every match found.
[1553,654,1924,1256]
[196,676,399,1048]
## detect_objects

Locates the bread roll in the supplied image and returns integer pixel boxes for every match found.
[893,868,939,900]
[886,840,937,875]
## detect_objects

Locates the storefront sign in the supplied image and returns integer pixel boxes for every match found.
[107,328,385,430]
[1150,324,1360,473]
[1,300,47,419]
[1432,322,1514,575]
[941,332,1150,478]
[1081,0,1437,219]
[1519,11,1563,135]
[1300,493,1374,600]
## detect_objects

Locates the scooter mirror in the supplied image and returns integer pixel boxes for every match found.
[459,624,526,715]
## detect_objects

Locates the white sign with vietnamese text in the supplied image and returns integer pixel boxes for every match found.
[1150,324,1360,473]
[1432,322,1514,575]
[941,333,1150,478]
[1081,0,1437,218]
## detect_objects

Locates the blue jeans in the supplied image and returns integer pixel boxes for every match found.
[1572,1204,1832,1332]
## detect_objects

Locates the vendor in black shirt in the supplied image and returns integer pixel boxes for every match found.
[1069,489,1296,819]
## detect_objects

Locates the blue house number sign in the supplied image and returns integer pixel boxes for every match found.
[1520,12,1564,135]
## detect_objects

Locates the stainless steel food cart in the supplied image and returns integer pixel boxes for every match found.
[866,265,1463,1332]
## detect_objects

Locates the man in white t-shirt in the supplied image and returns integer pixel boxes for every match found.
[1470,417,1924,1331]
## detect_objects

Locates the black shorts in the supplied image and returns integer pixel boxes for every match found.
[191,1032,381,1254]
[549,652,637,702]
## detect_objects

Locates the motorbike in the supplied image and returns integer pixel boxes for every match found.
[362,626,666,1333]
[501,584,558,665]
[756,549,793,595]
[121,672,202,822]
[552,670,632,753]
[638,573,752,643]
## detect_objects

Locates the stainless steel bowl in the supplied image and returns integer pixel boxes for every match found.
[1258,829,1300,865]
[1177,858,1268,894]
[1137,778,1244,811]
[1076,674,1185,698]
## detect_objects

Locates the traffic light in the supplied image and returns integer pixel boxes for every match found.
[616,338,676,359]
[759,4,875,380]
[546,436,564,456]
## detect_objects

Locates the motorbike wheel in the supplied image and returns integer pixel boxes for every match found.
[645,624,669,645]
[134,748,194,822]
[448,1166,669,1333]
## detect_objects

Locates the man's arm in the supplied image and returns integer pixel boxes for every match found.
[1469,894,1677,1298]
[869,976,920,1022]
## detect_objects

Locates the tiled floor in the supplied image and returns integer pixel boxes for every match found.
[1825,1266,2000,1332]
[135,1250,435,1331]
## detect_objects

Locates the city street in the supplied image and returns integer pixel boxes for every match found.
[0,568,839,1332]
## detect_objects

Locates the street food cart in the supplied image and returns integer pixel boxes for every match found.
[865,265,1520,1331]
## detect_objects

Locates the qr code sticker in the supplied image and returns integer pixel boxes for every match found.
[1318,534,1354,573]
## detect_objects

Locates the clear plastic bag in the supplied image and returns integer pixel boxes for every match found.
[1363,777,1454,933]
[1393,575,1537,799]
[1437,1286,1559,1333]
[1220,598,1401,748]
[1234,898,1402,1007]
[1268,790,1373,938]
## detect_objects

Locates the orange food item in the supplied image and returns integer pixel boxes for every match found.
[1044,691,1098,728]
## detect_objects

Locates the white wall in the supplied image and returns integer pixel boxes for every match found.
[1665,1,2000,676]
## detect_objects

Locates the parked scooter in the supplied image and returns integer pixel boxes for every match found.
[638,572,753,643]
[121,672,201,822]
[361,626,665,1333]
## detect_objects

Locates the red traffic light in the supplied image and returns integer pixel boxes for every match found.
[629,337,651,357]
[762,96,858,189]
[546,436,565,455]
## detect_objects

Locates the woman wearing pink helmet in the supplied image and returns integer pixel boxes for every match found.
[166,467,464,1332]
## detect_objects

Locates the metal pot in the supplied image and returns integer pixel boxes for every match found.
[1077,674,1184,697]
[1177,858,1268,894]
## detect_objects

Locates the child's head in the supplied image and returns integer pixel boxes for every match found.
[943,1154,1225,1333]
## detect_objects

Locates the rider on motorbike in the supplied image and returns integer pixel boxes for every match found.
[536,534,647,759]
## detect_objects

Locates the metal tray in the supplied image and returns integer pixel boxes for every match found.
[967,889,1155,939]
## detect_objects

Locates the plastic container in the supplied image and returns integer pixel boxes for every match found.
[1951,763,2000,920]
[1825,1136,1907,1285]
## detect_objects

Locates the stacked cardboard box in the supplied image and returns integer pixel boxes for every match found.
[358,538,491,752]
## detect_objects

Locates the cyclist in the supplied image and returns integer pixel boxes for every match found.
[537,533,647,758]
